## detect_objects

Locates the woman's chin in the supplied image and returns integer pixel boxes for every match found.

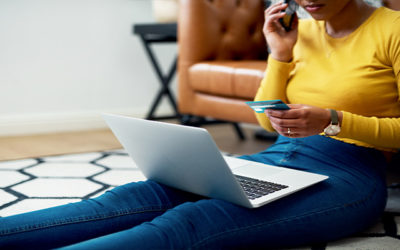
[307,13,327,21]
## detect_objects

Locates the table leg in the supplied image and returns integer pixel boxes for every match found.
[140,36,179,120]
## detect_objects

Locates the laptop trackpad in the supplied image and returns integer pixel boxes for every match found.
[233,164,283,179]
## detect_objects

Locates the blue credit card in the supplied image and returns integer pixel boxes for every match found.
[245,100,290,113]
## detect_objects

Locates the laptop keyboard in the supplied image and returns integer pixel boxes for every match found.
[234,175,289,200]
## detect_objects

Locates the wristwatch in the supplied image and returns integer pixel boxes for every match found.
[324,109,341,136]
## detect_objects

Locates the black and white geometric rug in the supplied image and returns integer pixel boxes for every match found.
[1,150,400,249]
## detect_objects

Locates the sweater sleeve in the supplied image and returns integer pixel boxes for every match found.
[339,111,400,149]
[390,15,400,85]
[340,15,400,150]
[339,31,400,149]
[254,57,294,132]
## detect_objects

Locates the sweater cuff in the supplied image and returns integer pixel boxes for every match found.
[267,57,295,85]
[265,57,295,77]
[338,111,353,138]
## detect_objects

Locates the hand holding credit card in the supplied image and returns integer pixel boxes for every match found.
[245,100,290,113]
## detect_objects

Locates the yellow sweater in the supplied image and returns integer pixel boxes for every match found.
[255,7,400,151]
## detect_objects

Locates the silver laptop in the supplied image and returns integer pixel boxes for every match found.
[103,114,328,209]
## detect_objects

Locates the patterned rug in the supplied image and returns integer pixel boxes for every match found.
[0,150,399,249]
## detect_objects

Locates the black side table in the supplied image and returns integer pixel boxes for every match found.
[133,22,179,120]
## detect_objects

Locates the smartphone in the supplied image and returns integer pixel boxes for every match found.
[245,99,290,113]
[279,0,299,32]
[263,0,271,9]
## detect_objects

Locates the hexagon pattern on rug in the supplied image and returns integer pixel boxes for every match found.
[0,151,146,217]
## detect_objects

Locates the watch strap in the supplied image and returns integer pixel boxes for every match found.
[329,109,339,125]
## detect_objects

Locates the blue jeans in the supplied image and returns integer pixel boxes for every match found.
[0,135,388,249]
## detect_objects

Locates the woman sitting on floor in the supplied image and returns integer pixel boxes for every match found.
[1,0,400,249]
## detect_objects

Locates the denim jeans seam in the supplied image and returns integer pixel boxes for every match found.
[0,205,171,236]
[191,181,379,249]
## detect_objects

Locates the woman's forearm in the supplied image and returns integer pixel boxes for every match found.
[254,57,294,131]
[339,111,400,149]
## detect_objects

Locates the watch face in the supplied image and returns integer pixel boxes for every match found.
[324,124,341,136]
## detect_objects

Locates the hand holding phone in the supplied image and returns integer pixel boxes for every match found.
[279,0,299,32]
[263,1,299,62]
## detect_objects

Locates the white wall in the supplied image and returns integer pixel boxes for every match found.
[0,0,178,135]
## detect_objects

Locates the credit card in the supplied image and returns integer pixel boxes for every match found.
[245,100,290,113]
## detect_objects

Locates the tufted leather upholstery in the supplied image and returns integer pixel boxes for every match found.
[178,0,267,124]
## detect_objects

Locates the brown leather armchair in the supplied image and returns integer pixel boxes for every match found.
[177,0,267,136]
